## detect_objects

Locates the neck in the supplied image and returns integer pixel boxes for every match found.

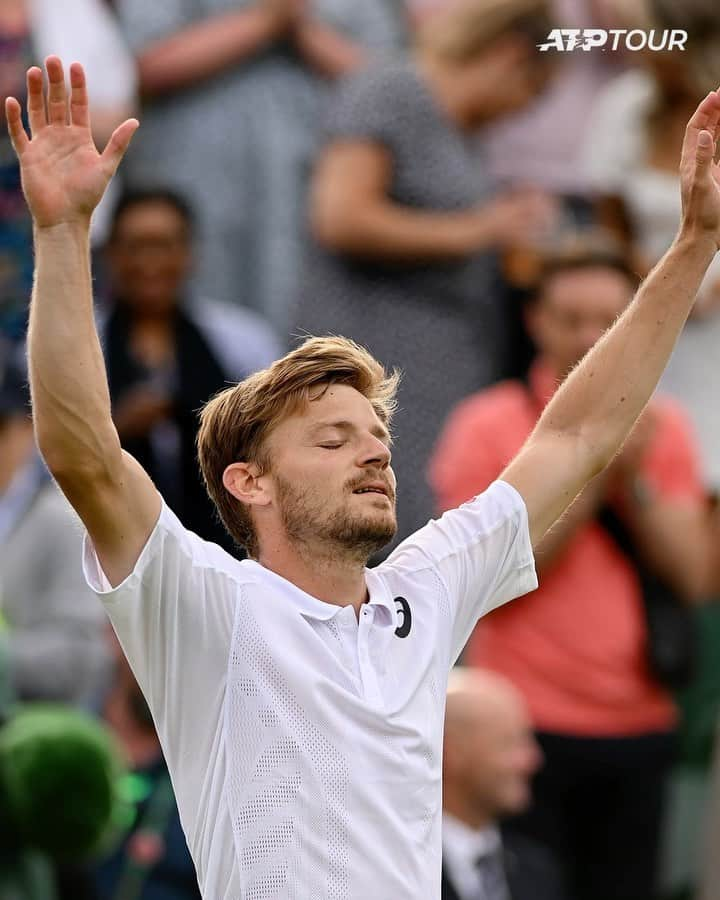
[257,537,369,616]
[443,784,494,832]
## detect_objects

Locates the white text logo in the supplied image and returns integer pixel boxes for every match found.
[537,28,687,52]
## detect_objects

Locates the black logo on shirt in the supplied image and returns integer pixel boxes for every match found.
[394,596,412,638]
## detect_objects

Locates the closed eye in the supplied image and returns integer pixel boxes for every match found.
[319,443,345,450]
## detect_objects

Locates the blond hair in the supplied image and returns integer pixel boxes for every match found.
[418,0,552,63]
[197,336,400,558]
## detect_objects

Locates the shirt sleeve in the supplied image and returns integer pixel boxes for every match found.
[323,65,414,149]
[387,480,538,663]
[82,499,236,827]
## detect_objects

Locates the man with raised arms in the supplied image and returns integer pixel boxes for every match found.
[6,57,720,899]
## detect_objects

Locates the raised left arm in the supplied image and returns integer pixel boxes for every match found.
[502,89,720,547]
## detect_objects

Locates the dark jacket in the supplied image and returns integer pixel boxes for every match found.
[441,830,567,900]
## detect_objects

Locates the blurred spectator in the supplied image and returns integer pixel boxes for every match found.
[442,668,565,900]
[0,0,136,344]
[581,0,720,488]
[482,0,625,199]
[115,0,409,335]
[294,0,558,543]
[101,188,282,553]
[430,235,716,900]
[0,342,110,705]
[79,628,200,900]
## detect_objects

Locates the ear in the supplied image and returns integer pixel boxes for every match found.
[222,461,271,508]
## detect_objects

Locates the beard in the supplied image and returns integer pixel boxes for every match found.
[275,472,397,563]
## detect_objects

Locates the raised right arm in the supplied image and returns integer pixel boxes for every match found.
[7,58,160,587]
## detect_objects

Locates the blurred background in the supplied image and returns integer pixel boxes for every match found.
[2,0,720,897]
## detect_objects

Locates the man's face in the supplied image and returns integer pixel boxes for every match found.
[107,200,191,315]
[448,696,541,819]
[528,265,634,377]
[261,384,397,561]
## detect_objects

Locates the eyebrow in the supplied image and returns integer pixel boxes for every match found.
[309,419,392,446]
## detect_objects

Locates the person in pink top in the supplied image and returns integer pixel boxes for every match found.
[430,233,717,900]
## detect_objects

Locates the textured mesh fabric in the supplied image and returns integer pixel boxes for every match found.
[226,595,351,899]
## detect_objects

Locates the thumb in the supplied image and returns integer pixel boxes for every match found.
[101,118,139,177]
[696,129,715,171]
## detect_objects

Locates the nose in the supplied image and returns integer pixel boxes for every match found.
[359,434,392,469]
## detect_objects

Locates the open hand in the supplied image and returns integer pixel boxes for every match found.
[679,88,720,249]
[5,57,138,228]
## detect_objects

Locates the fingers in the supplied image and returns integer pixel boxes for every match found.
[693,130,717,188]
[100,118,139,177]
[26,66,45,136]
[682,90,720,172]
[69,62,89,129]
[705,97,720,146]
[23,58,86,143]
[5,97,29,155]
[45,56,68,125]
[686,90,720,136]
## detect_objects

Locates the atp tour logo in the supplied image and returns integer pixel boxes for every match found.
[537,28,687,52]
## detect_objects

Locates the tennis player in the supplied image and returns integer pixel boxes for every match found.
[7,57,720,899]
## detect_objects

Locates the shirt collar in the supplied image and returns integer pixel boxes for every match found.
[442,812,502,863]
[242,559,397,628]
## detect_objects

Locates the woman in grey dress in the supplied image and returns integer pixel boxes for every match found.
[295,0,557,542]
[115,0,409,335]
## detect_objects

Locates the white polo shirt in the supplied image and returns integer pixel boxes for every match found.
[83,479,537,899]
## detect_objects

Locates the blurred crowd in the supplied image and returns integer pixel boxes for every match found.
[3,0,720,897]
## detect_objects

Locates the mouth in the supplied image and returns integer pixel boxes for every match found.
[352,483,390,498]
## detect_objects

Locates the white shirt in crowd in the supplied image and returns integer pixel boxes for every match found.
[83,480,537,899]
[443,812,507,900]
